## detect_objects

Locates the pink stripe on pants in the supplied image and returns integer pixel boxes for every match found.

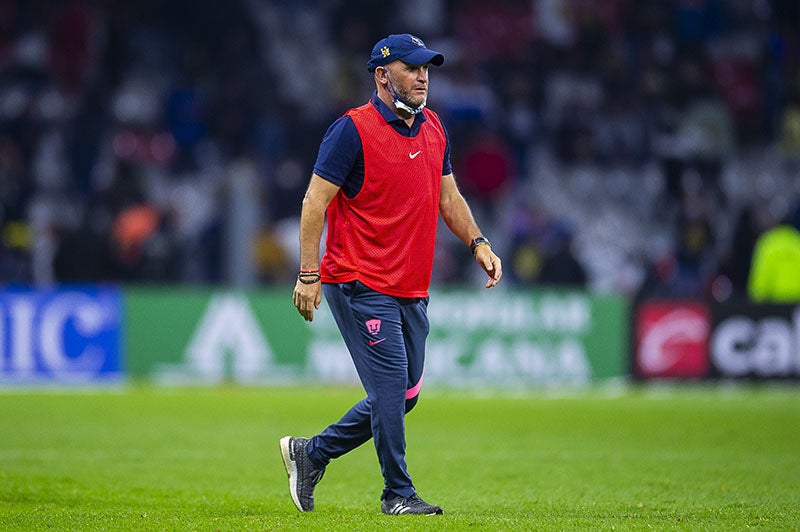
[406,372,424,400]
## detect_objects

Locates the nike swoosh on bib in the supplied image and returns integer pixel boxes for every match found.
[409,150,422,159]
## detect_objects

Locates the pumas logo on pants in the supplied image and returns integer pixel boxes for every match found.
[366,319,385,346]
[366,319,382,335]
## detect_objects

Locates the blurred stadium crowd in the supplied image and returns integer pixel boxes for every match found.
[1,0,799,300]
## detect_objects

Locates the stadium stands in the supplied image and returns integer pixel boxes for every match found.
[1,0,798,302]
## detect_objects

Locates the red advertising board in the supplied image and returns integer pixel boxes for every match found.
[634,301,710,379]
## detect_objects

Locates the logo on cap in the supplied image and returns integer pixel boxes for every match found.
[381,46,390,58]
[410,36,424,47]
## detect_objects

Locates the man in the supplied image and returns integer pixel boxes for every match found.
[281,34,502,516]
[748,204,800,303]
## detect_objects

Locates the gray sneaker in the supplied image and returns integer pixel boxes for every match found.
[381,493,443,515]
[279,436,325,511]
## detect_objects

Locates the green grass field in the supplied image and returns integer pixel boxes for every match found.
[1,385,799,531]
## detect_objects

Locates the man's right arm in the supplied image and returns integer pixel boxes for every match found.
[294,114,361,321]
[293,174,341,322]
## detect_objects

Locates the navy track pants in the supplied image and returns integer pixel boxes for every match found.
[307,281,429,500]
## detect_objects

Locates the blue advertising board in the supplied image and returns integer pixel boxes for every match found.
[0,286,123,384]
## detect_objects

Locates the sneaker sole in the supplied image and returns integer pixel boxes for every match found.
[382,507,443,516]
[279,436,305,512]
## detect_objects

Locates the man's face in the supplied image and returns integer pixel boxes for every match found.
[381,61,430,109]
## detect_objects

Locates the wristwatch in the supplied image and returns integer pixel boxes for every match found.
[470,236,491,256]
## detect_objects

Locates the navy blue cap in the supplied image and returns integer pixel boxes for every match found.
[367,34,445,72]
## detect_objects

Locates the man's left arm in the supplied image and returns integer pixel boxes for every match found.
[439,173,502,288]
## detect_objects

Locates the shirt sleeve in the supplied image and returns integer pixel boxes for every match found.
[441,120,453,176]
[313,116,362,187]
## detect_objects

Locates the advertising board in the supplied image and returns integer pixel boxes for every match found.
[125,287,629,387]
[0,286,123,384]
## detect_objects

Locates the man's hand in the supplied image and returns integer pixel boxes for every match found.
[474,246,502,288]
[293,280,322,321]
